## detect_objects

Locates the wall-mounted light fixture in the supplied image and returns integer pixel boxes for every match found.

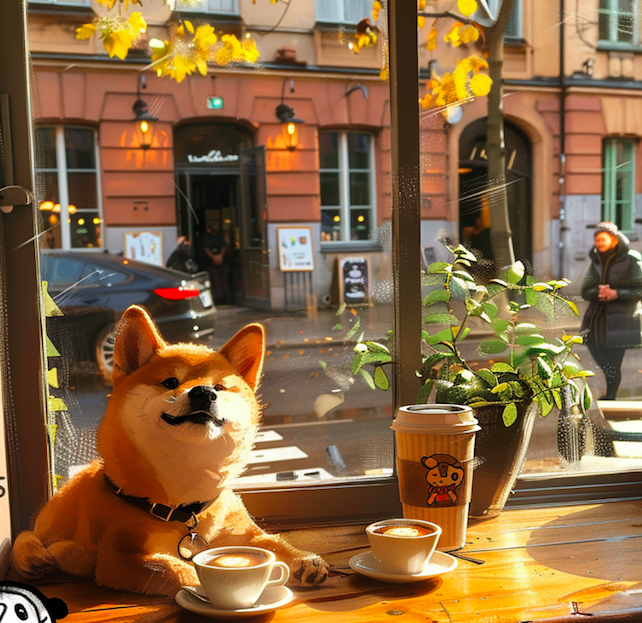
[133,73,158,149]
[582,58,595,78]
[275,78,304,151]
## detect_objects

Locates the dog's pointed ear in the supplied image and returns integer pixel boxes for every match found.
[219,323,265,391]
[113,305,166,380]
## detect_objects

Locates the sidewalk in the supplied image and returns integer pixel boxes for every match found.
[212,298,588,350]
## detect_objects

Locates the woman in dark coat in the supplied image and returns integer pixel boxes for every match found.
[581,221,642,399]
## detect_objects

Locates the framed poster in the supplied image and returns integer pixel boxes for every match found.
[123,231,163,266]
[277,226,314,272]
[338,256,370,306]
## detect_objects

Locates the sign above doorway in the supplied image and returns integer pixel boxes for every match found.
[187,150,239,163]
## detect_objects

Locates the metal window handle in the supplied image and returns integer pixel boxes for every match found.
[0,185,33,214]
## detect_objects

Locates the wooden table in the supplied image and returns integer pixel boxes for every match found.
[13,500,642,623]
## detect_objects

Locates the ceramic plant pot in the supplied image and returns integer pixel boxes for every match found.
[469,402,537,518]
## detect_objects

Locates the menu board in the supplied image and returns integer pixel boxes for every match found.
[339,256,369,306]
[123,231,163,266]
[277,226,314,272]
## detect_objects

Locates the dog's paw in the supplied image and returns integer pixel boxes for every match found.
[10,531,55,580]
[290,554,329,586]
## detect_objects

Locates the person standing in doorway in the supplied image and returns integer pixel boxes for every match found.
[581,221,642,400]
[202,224,230,304]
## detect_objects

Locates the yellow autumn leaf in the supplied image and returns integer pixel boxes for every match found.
[459,23,480,43]
[418,0,426,8]
[444,22,463,46]
[128,12,147,35]
[427,27,437,50]
[372,0,382,21]
[103,29,134,60]
[194,24,217,47]
[380,66,388,81]
[184,20,195,34]
[471,73,492,96]
[418,16,425,28]
[76,23,96,40]
[458,0,478,17]
[95,0,117,8]
[466,54,489,72]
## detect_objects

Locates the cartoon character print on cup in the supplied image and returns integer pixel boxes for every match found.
[421,454,464,507]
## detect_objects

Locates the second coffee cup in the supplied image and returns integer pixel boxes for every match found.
[192,546,290,610]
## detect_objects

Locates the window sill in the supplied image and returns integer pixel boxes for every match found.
[10,499,642,622]
[597,42,642,53]
[27,2,93,16]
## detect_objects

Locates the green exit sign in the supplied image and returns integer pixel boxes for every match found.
[207,97,224,110]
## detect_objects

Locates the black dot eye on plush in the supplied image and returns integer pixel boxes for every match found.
[160,377,180,390]
[15,603,29,621]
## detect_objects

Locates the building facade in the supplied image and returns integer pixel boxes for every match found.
[27,0,642,305]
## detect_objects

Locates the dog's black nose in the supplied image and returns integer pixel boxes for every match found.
[188,386,217,403]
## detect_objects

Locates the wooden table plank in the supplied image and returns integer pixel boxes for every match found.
[14,501,642,623]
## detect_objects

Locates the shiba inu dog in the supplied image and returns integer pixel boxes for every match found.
[10,305,328,596]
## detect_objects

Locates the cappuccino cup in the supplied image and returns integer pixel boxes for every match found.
[192,546,290,610]
[366,518,441,574]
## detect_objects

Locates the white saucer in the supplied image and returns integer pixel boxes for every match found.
[348,550,458,583]
[176,585,294,619]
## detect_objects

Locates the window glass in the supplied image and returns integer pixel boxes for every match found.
[175,0,237,13]
[599,0,638,44]
[65,128,96,170]
[316,0,372,24]
[602,138,635,233]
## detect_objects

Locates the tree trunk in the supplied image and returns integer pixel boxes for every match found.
[485,0,516,270]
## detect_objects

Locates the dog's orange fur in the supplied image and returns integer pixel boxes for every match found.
[10,305,328,596]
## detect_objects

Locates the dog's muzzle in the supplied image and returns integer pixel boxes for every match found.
[161,385,227,427]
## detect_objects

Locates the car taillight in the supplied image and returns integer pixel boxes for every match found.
[154,287,200,300]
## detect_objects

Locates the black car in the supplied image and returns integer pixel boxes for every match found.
[41,251,216,381]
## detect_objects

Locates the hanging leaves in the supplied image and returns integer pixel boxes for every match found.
[349,19,379,54]
[372,0,383,22]
[76,12,147,60]
[458,0,478,18]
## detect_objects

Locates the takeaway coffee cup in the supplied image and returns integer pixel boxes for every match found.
[192,546,290,610]
[391,404,480,551]
[366,518,441,574]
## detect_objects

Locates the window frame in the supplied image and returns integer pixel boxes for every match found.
[315,0,373,25]
[28,0,91,6]
[598,0,639,48]
[174,0,239,16]
[602,137,636,235]
[2,0,642,537]
[319,130,377,245]
[487,0,522,40]
[35,125,103,251]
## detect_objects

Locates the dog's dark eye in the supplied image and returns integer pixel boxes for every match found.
[214,383,226,391]
[161,377,180,390]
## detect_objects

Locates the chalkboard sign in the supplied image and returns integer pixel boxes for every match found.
[339,256,369,306]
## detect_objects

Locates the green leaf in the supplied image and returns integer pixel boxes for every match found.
[366,341,390,354]
[417,379,434,403]
[536,394,554,417]
[491,362,516,373]
[422,352,452,370]
[507,261,525,285]
[552,388,562,409]
[427,261,451,273]
[336,302,346,315]
[374,366,390,390]
[345,317,361,340]
[475,368,497,387]
[331,323,343,331]
[351,354,365,375]
[319,360,327,370]
[449,276,470,300]
[425,313,459,325]
[536,357,552,379]
[490,318,510,333]
[452,244,477,261]
[483,301,498,319]
[360,368,376,390]
[514,323,537,336]
[425,327,456,345]
[423,289,450,306]
[453,270,474,282]
[514,334,545,346]
[583,384,593,411]
[562,334,583,345]
[491,382,511,395]
[478,338,509,354]
[502,403,518,426]
[490,278,508,287]
[564,299,579,316]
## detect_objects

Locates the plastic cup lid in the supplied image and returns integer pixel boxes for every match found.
[391,404,480,434]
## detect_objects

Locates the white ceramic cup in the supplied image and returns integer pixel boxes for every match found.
[366,518,442,574]
[192,546,290,610]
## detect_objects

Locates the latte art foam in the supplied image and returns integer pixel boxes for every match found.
[372,523,435,537]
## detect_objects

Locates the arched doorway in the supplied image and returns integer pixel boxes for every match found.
[174,122,269,308]
[458,118,532,275]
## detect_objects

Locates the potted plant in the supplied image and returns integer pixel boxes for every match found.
[347,244,593,518]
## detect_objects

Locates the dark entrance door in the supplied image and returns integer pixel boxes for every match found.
[458,118,532,275]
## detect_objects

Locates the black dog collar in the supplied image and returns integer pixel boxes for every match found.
[104,474,218,523]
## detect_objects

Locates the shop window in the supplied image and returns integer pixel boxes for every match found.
[602,138,636,234]
[315,0,373,24]
[598,0,638,46]
[320,131,375,243]
[486,0,522,39]
[175,0,238,14]
[35,126,102,250]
